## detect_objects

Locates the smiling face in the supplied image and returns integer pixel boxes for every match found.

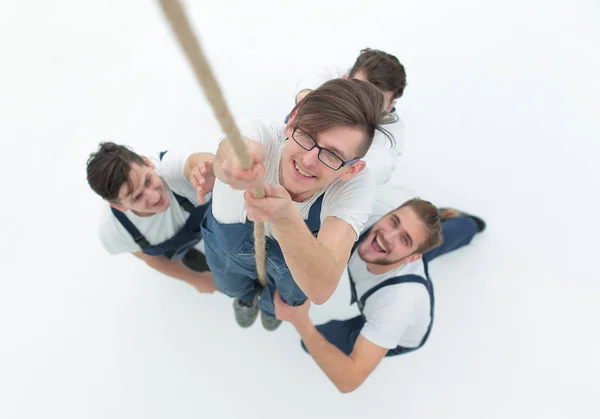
[110,157,170,216]
[280,123,366,202]
[358,206,430,267]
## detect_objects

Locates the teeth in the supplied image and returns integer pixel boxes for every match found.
[295,161,313,177]
[375,235,387,252]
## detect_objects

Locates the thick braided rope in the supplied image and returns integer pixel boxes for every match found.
[158,0,267,286]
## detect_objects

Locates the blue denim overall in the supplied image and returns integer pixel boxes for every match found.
[200,194,324,316]
[110,151,211,270]
[302,214,479,356]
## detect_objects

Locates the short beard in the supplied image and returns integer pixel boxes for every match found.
[358,247,415,267]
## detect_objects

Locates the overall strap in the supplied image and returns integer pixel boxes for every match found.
[348,269,358,305]
[352,227,372,255]
[110,207,151,248]
[359,274,429,308]
[159,150,196,213]
[305,193,325,233]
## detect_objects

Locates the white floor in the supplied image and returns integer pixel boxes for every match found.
[1,1,599,418]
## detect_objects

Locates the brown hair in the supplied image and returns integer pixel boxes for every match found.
[349,48,407,100]
[398,198,443,254]
[86,142,146,201]
[289,78,397,158]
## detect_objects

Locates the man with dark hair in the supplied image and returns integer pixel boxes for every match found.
[293,48,407,185]
[86,142,217,293]
[274,198,486,393]
[199,78,396,331]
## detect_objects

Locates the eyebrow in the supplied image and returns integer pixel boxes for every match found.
[127,173,149,200]
[307,132,349,161]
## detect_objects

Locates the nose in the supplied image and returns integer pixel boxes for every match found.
[382,229,402,244]
[302,147,320,167]
[147,189,161,206]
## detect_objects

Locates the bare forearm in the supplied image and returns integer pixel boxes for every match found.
[272,214,342,304]
[140,255,199,283]
[295,321,360,393]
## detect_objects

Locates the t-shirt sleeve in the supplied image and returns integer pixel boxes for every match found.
[320,169,376,240]
[360,284,430,349]
[235,118,283,158]
[362,141,397,186]
[154,150,209,206]
[98,209,141,255]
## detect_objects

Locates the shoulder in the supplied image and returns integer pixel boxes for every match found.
[363,273,431,323]
[237,118,285,145]
[98,206,140,255]
[320,169,377,238]
[322,169,376,209]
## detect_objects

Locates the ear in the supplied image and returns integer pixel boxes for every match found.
[340,160,366,181]
[387,100,397,113]
[342,73,349,79]
[109,201,128,212]
[141,155,155,170]
[405,253,423,264]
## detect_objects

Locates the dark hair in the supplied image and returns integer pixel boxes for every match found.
[289,78,396,158]
[86,142,146,201]
[398,198,443,254]
[348,48,407,100]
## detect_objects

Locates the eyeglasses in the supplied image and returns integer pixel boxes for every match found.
[289,128,359,171]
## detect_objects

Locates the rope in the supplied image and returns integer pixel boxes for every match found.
[158,0,267,286]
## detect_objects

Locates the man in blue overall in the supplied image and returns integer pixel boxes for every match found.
[87,142,217,293]
[201,78,396,330]
[274,198,486,392]
[292,48,407,185]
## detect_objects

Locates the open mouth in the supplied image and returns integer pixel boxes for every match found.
[370,233,388,254]
[293,160,316,179]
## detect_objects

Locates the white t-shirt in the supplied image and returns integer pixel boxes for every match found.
[348,200,432,350]
[294,65,405,185]
[98,151,210,255]
[210,119,376,240]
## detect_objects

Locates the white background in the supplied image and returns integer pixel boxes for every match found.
[1,0,599,418]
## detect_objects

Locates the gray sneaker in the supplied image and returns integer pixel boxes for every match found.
[233,296,259,328]
[260,310,282,331]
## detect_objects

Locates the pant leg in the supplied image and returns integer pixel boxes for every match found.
[300,316,366,356]
[423,216,479,263]
[258,257,308,317]
[200,226,261,301]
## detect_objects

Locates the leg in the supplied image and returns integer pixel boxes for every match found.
[259,261,308,317]
[201,227,261,301]
[423,216,479,263]
[301,316,366,356]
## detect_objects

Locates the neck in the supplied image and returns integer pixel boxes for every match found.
[290,189,318,202]
[131,209,155,217]
[364,260,406,275]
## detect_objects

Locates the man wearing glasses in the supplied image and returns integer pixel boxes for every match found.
[198,78,396,330]
[293,48,407,185]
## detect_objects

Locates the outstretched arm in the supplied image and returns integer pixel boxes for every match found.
[244,184,357,304]
[133,252,216,293]
[274,291,387,393]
